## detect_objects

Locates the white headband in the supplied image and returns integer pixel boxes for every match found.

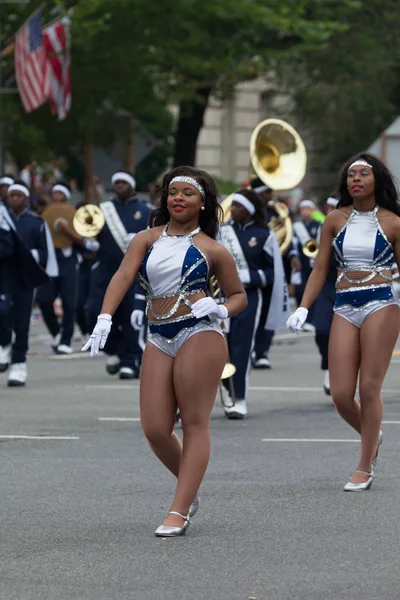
[253,184,269,194]
[8,183,30,197]
[348,160,373,171]
[52,184,71,199]
[299,199,316,210]
[326,197,339,207]
[111,172,136,189]
[0,176,14,186]
[169,176,205,199]
[232,193,256,216]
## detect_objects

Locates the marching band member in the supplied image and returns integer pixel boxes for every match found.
[219,189,288,418]
[0,181,57,385]
[87,170,151,379]
[36,182,99,355]
[313,197,339,395]
[0,175,14,205]
[287,154,400,491]
[293,199,321,331]
[84,166,247,537]
[250,177,301,369]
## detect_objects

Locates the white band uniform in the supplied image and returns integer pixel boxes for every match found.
[169,176,205,199]
[52,184,71,199]
[8,183,30,197]
[111,172,136,190]
[232,194,256,216]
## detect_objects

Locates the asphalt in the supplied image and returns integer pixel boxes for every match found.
[2,321,400,600]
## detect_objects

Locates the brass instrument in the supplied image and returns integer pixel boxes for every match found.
[73,204,105,238]
[41,203,77,249]
[292,221,319,259]
[220,118,307,256]
[209,275,236,407]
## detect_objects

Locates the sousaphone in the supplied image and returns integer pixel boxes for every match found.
[220,118,307,256]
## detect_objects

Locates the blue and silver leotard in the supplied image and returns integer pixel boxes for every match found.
[332,206,399,325]
[138,225,223,357]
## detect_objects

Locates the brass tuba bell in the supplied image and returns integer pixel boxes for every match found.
[73,204,105,238]
[219,119,307,255]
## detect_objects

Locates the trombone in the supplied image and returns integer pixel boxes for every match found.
[209,275,236,408]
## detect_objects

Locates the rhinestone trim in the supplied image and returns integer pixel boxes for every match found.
[336,283,392,294]
[169,176,205,198]
[334,298,395,312]
[148,321,214,344]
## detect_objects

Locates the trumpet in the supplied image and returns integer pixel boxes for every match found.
[209,275,236,407]
[292,221,319,259]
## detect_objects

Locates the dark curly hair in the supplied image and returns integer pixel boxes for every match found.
[149,166,223,239]
[232,188,266,226]
[338,153,400,215]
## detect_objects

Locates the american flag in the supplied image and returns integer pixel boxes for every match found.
[14,10,47,113]
[43,18,71,121]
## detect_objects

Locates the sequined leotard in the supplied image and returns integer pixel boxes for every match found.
[332,206,399,326]
[138,225,223,357]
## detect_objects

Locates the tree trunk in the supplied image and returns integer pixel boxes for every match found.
[173,86,212,167]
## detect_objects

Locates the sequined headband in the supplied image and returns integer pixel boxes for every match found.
[348,160,373,171]
[169,176,205,198]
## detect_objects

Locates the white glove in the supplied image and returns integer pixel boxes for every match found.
[130,309,144,331]
[286,307,308,334]
[238,268,251,285]
[83,238,100,252]
[82,314,112,357]
[191,297,228,320]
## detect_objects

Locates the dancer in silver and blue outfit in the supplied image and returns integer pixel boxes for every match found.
[84,166,247,536]
[287,153,400,492]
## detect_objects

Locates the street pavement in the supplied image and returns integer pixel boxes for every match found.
[2,320,400,600]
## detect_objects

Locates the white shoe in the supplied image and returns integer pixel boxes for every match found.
[302,323,315,333]
[224,399,248,420]
[55,344,73,355]
[343,470,374,492]
[253,356,271,369]
[8,363,27,387]
[119,367,139,380]
[0,344,11,372]
[323,370,330,395]
[51,333,61,350]
[106,355,120,375]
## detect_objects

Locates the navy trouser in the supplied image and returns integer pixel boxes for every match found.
[36,254,78,346]
[76,259,93,336]
[223,288,262,400]
[0,290,34,363]
[88,265,142,371]
[314,280,335,370]
[253,285,273,359]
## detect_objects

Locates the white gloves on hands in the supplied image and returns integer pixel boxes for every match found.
[130,309,144,331]
[286,307,308,334]
[191,297,228,320]
[238,268,251,285]
[82,314,112,357]
[83,238,100,252]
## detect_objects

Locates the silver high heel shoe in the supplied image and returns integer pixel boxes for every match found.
[343,470,375,492]
[189,495,200,518]
[372,430,383,470]
[155,511,191,537]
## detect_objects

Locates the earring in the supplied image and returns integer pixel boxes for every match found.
[201,206,205,211]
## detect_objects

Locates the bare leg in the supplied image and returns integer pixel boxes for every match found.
[329,314,361,433]
[351,305,400,483]
[162,331,227,527]
[140,342,182,477]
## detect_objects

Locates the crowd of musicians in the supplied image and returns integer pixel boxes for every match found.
[0,168,343,410]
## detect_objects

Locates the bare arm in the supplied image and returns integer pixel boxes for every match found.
[100,230,150,316]
[299,213,336,309]
[212,244,248,316]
